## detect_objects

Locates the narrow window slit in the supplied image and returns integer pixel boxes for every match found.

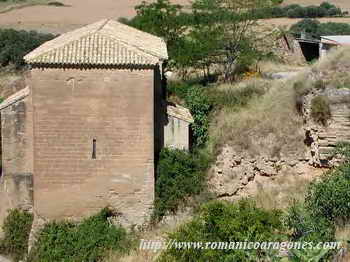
[92,139,96,159]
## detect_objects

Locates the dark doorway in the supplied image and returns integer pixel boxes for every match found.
[298,41,320,62]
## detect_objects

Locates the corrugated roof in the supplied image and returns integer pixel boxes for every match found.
[167,103,194,123]
[24,19,168,66]
[321,36,350,45]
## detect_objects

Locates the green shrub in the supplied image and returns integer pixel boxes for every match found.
[290,18,350,38]
[47,1,65,6]
[152,148,209,222]
[284,202,335,243]
[159,200,285,261]
[0,29,55,69]
[305,164,350,223]
[0,209,33,262]
[28,208,132,262]
[185,86,212,148]
[167,80,194,101]
[311,95,331,125]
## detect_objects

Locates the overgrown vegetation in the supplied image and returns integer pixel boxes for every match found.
[306,162,350,223]
[311,95,331,125]
[28,208,133,262]
[0,209,33,262]
[152,148,211,222]
[159,200,285,261]
[0,29,54,69]
[290,18,350,39]
[255,2,344,19]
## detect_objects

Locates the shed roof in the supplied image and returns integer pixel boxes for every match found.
[24,19,168,66]
[321,36,350,45]
[167,103,194,123]
[0,87,30,111]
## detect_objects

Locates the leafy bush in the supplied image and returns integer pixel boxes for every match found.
[290,18,321,38]
[47,1,65,6]
[254,2,343,19]
[152,148,209,221]
[290,19,350,38]
[185,86,212,148]
[167,80,194,101]
[305,164,350,223]
[28,208,131,262]
[159,200,285,261]
[284,202,335,243]
[0,29,54,69]
[311,95,331,125]
[0,209,33,262]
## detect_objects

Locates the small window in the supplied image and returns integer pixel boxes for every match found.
[92,139,96,159]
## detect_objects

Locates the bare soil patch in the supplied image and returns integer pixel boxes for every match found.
[0,0,190,34]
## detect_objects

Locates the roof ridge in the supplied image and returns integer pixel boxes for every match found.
[24,19,168,66]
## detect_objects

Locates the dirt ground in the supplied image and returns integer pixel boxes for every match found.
[0,0,190,34]
[0,0,349,34]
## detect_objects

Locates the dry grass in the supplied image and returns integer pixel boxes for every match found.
[262,17,350,29]
[208,75,307,159]
[257,60,304,74]
[251,167,323,210]
[209,46,350,159]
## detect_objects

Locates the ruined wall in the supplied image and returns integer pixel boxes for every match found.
[209,85,350,204]
[274,36,306,65]
[29,67,157,226]
[0,88,33,233]
[302,87,350,166]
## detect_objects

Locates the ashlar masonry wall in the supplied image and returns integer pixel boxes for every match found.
[29,67,156,226]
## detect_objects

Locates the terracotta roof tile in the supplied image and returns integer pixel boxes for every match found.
[24,19,168,66]
[167,103,194,123]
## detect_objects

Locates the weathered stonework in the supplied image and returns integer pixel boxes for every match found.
[0,19,173,236]
[210,80,350,201]
[27,67,158,226]
[0,89,34,233]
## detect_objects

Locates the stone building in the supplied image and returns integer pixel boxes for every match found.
[0,19,194,229]
[165,103,194,150]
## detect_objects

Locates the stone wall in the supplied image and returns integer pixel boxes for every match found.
[209,84,350,203]
[302,87,350,166]
[28,67,158,227]
[0,89,33,234]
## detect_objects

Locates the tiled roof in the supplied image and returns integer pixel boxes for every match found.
[24,19,168,66]
[0,87,30,110]
[167,103,194,123]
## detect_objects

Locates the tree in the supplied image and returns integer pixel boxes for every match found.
[190,0,276,82]
[0,29,54,69]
